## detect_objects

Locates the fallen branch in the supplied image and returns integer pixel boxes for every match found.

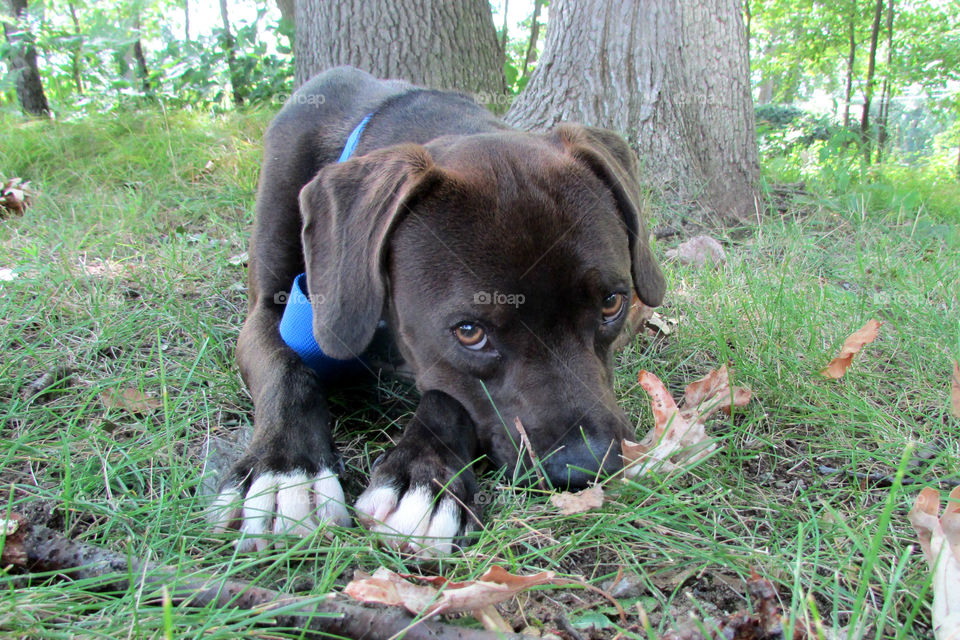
[0,513,532,640]
[816,465,960,488]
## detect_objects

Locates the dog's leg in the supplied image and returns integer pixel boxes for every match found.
[210,135,351,549]
[210,305,350,550]
[356,391,480,557]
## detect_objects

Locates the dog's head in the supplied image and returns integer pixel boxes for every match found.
[299,124,664,488]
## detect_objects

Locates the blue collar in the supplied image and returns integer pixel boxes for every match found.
[337,113,374,162]
[278,112,375,377]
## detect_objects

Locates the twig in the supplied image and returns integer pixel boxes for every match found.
[816,465,960,488]
[514,418,548,490]
[0,513,532,640]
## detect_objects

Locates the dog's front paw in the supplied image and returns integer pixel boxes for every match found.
[355,450,477,557]
[211,466,350,552]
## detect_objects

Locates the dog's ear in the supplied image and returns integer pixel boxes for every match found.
[299,145,440,359]
[553,124,666,307]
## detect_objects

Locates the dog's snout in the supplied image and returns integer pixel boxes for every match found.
[541,430,625,489]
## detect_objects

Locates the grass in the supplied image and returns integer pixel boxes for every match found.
[0,108,957,639]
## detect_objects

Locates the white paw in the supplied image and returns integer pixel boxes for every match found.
[210,470,350,551]
[355,485,462,556]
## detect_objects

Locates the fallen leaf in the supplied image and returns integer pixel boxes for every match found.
[0,176,35,218]
[345,565,560,619]
[549,484,604,515]
[907,486,960,640]
[0,268,17,282]
[820,319,883,379]
[663,235,726,268]
[951,361,960,420]
[100,388,161,415]
[646,312,678,336]
[228,252,248,266]
[623,366,751,477]
[661,573,819,639]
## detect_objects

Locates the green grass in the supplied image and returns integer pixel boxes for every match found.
[0,109,958,638]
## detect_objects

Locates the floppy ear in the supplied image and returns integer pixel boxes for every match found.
[299,145,440,359]
[553,124,666,307]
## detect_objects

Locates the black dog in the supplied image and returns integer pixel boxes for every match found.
[211,66,665,555]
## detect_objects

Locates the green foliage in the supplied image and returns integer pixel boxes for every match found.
[1,0,293,115]
[758,102,960,223]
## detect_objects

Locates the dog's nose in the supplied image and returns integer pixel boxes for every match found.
[541,432,624,489]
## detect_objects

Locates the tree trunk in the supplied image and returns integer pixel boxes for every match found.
[219,0,243,106]
[744,0,751,60]
[184,0,190,41]
[3,0,51,116]
[842,0,857,128]
[521,0,543,79]
[875,0,895,164]
[276,0,294,27]
[132,12,151,92]
[860,0,884,163]
[506,0,759,224]
[293,0,505,102]
[67,0,83,94]
[500,0,509,58]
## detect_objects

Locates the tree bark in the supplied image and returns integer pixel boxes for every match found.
[67,0,83,94]
[842,0,857,128]
[132,11,151,92]
[875,0,895,164]
[3,0,51,116]
[293,0,505,102]
[521,0,543,79]
[860,0,884,162]
[219,0,243,106]
[500,0,509,58]
[184,0,190,41]
[276,0,294,27]
[506,0,759,224]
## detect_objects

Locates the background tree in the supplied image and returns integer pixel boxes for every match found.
[3,0,50,116]
[292,0,505,99]
[507,0,759,223]
[219,0,242,106]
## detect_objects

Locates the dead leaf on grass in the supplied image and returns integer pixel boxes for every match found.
[77,256,133,278]
[951,361,960,420]
[345,565,560,625]
[100,388,161,415]
[623,366,751,477]
[549,484,604,515]
[228,252,248,267]
[663,235,727,268]
[820,319,883,379]
[907,486,960,639]
[0,177,35,218]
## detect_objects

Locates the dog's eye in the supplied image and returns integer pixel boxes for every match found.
[601,293,626,323]
[454,322,488,350]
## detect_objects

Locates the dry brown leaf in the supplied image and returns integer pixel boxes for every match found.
[951,361,960,420]
[345,565,560,621]
[820,319,883,379]
[907,486,960,640]
[549,484,604,515]
[100,388,161,415]
[0,176,35,218]
[623,366,751,477]
[663,235,727,268]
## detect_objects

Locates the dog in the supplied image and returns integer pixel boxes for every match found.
[211,66,665,555]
